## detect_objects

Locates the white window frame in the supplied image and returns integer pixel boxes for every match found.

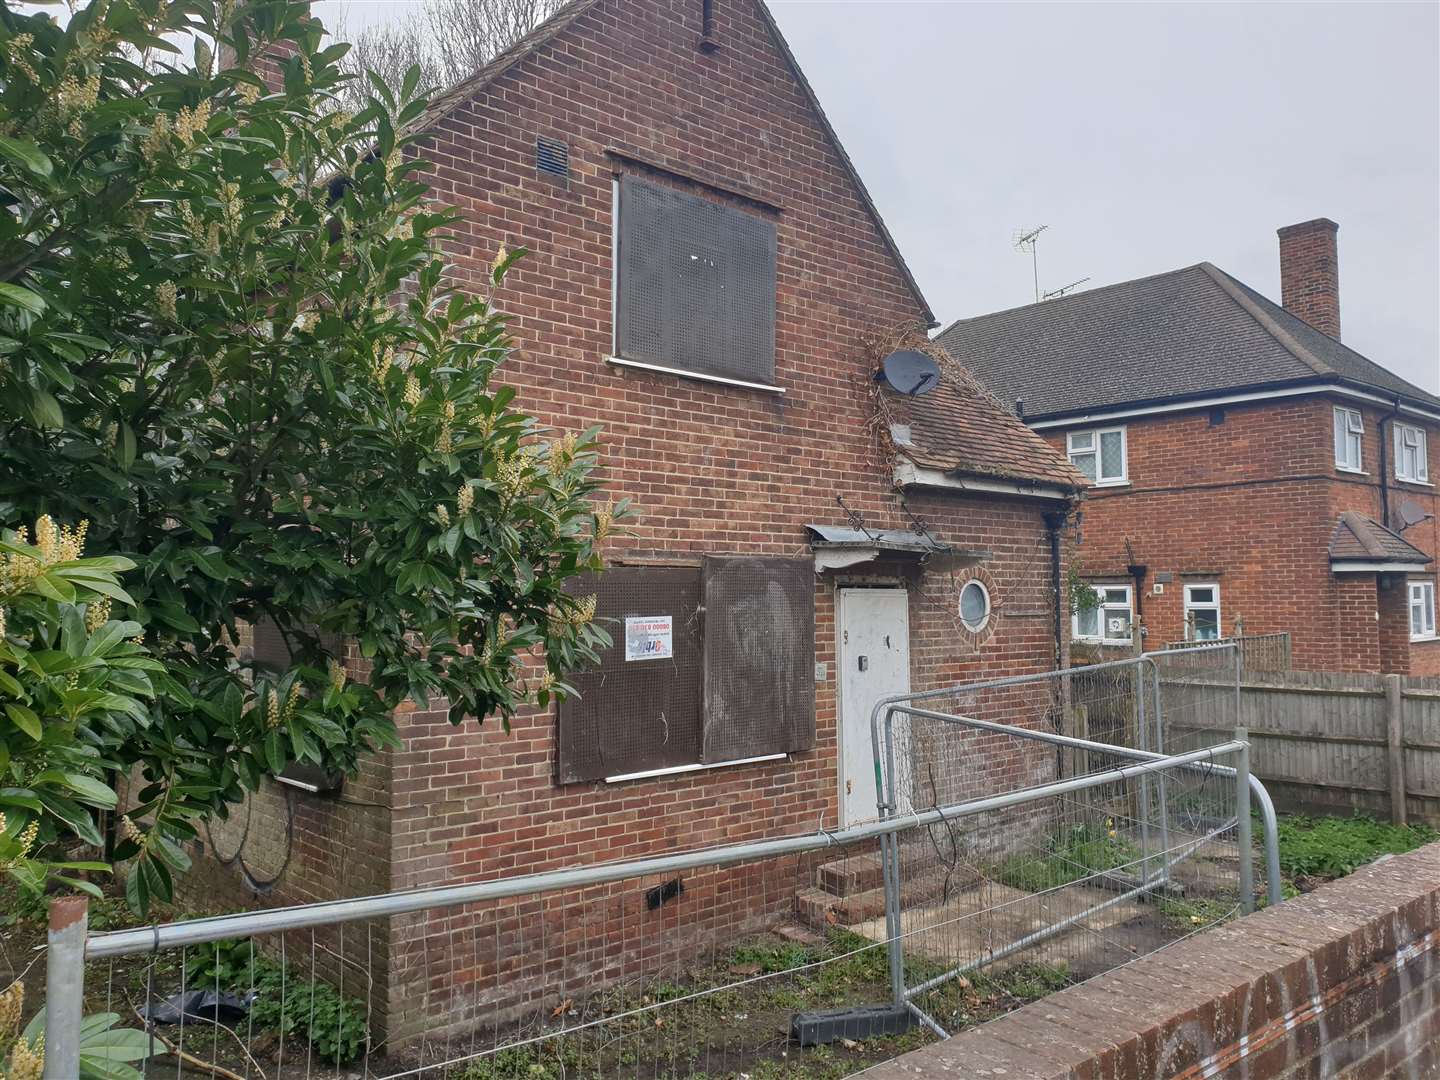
[1183,583,1222,642]
[1410,579,1436,642]
[1394,423,1430,484]
[1073,584,1134,645]
[1066,426,1128,487]
[1334,406,1364,473]
[958,579,991,633]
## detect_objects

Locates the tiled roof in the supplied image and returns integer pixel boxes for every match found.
[1328,512,1431,566]
[936,263,1440,420]
[886,358,1088,491]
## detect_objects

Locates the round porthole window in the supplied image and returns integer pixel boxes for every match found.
[959,580,991,633]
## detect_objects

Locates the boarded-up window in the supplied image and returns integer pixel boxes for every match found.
[701,556,816,761]
[557,568,704,783]
[557,557,815,782]
[615,174,777,386]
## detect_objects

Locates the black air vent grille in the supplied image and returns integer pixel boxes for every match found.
[536,136,569,178]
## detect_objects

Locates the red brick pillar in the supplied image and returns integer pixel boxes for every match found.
[1332,574,1381,673]
[1377,573,1412,675]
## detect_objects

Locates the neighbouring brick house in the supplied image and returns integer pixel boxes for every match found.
[941,218,1440,676]
[193,0,1086,1043]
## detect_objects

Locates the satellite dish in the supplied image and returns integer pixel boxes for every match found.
[1398,499,1431,530]
[875,350,941,396]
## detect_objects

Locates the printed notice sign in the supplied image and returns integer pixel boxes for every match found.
[624,616,673,662]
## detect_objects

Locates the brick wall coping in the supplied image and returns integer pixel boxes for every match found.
[865,841,1440,1079]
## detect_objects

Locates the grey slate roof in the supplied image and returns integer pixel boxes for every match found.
[1328,512,1431,566]
[936,263,1440,420]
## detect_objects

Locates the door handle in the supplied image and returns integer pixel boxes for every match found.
[846,779,853,795]
[857,656,868,671]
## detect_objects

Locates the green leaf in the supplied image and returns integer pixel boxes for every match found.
[0,282,46,314]
[5,703,40,740]
[0,135,54,178]
[26,387,64,428]
[59,772,119,807]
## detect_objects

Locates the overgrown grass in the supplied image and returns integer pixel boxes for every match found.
[457,930,1072,1080]
[1273,813,1436,881]
[994,822,1137,893]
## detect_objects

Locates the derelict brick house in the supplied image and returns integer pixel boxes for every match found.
[190,0,1085,1043]
[941,219,1440,676]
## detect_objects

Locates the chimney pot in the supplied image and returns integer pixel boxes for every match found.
[1277,218,1341,340]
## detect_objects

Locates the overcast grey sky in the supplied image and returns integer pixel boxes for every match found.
[320,0,1440,393]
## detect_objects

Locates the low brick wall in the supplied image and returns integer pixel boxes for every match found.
[870,842,1440,1079]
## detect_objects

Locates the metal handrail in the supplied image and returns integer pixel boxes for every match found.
[83,740,1243,960]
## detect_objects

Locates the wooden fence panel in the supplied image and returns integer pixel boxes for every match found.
[1163,669,1440,825]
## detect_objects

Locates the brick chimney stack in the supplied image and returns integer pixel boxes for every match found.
[1277,218,1341,340]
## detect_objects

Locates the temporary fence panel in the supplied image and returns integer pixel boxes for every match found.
[44,650,1279,1079]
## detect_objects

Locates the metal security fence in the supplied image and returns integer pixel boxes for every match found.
[1164,632,1293,673]
[869,644,1283,1037]
[41,650,1282,1079]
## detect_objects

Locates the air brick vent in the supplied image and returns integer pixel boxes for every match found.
[536,136,569,178]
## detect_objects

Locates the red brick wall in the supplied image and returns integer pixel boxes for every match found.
[375,0,1074,1039]
[1278,218,1342,340]
[867,841,1440,1080]
[1051,395,1440,674]
[189,0,1076,1044]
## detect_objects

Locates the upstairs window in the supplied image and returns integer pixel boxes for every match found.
[1073,585,1133,645]
[1410,580,1436,642]
[1184,583,1222,641]
[1067,427,1127,486]
[1395,423,1429,483]
[613,174,777,389]
[1334,406,1364,472]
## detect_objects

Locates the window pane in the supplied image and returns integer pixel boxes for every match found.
[960,582,988,629]
[1099,431,1124,479]
[1413,603,1424,637]
[1104,609,1131,641]
[1101,588,1129,605]
[1071,449,1097,481]
[1193,609,1220,640]
[1076,607,1098,638]
[1069,431,1094,451]
[1188,587,1214,604]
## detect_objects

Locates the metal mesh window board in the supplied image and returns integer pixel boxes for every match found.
[557,567,704,782]
[701,556,816,762]
[615,174,777,386]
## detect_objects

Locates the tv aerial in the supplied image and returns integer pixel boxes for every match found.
[1043,277,1091,301]
[1013,225,1048,303]
[1397,498,1433,532]
[874,350,941,396]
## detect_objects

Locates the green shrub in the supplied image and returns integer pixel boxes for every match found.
[186,937,369,1065]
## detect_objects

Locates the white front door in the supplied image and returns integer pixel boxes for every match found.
[838,588,910,827]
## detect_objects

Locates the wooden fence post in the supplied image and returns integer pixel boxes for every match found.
[1384,673,1407,826]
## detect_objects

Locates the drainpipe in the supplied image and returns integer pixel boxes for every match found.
[1044,510,1066,669]
[1380,394,1402,529]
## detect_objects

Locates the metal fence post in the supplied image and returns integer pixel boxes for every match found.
[43,895,88,1080]
[1235,727,1255,914]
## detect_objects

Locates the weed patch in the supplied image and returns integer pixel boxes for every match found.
[1274,814,1436,881]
